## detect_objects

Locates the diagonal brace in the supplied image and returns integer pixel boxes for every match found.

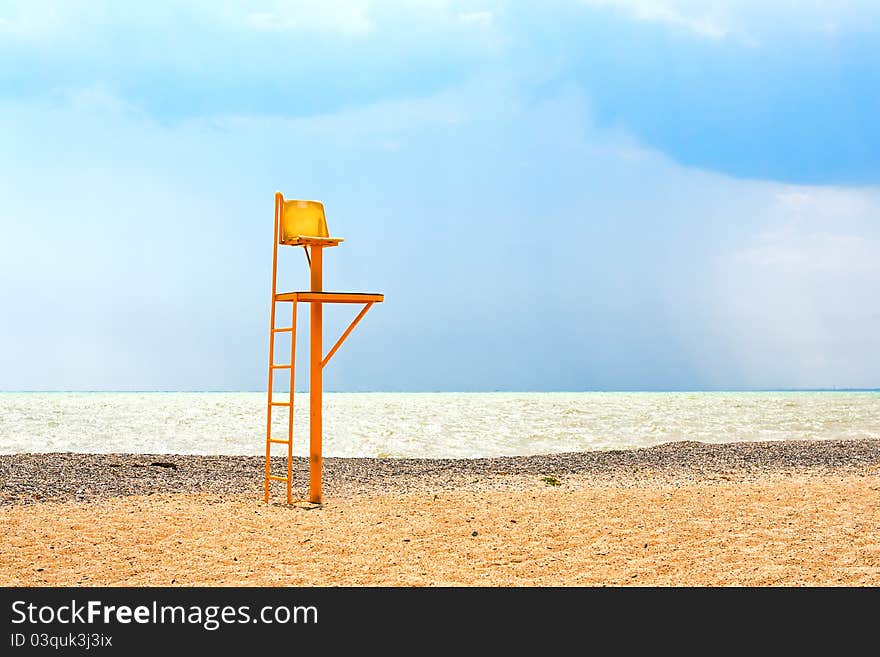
[322,302,374,369]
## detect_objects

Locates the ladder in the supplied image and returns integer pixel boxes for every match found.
[264,298,297,504]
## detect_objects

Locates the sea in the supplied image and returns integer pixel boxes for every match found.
[1,391,878,458]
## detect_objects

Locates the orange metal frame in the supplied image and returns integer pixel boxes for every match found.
[265,192,383,504]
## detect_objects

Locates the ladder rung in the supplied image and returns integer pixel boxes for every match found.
[268,475,289,482]
[273,327,294,333]
[271,364,292,369]
[270,402,291,407]
[268,439,291,444]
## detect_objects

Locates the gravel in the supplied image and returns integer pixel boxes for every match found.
[2,438,879,505]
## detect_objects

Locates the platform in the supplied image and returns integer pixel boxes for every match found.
[275,291,384,304]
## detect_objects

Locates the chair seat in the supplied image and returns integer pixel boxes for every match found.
[275,292,384,303]
[281,235,344,247]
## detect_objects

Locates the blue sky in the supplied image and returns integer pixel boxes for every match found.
[1,0,879,391]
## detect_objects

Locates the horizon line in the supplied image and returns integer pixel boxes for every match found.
[2,388,879,394]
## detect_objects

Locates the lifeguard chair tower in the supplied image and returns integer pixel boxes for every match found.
[265,193,383,504]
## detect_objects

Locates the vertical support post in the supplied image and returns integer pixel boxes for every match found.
[309,246,324,504]
[287,300,297,505]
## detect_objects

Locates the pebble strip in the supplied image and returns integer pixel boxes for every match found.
[2,439,879,505]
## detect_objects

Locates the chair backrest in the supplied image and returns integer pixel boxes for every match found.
[276,193,329,243]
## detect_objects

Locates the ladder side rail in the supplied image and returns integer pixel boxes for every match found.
[265,192,283,502]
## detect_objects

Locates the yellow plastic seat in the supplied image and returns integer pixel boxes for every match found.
[279,199,343,247]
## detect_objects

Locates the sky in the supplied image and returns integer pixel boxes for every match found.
[1,0,879,391]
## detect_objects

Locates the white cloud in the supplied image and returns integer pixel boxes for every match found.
[66,83,137,114]
[0,0,64,40]
[733,187,880,280]
[581,0,729,40]
[211,82,470,147]
[734,229,880,276]
[579,0,880,43]
[458,10,493,26]
[243,0,372,35]
[710,186,880,387]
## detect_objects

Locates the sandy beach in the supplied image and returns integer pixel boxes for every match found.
[2,439,879,586]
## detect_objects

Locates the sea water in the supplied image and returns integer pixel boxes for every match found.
[0,392,878,458]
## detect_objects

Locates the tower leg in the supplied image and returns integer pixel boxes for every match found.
[309,246,324,504]
[287,301,297,505]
